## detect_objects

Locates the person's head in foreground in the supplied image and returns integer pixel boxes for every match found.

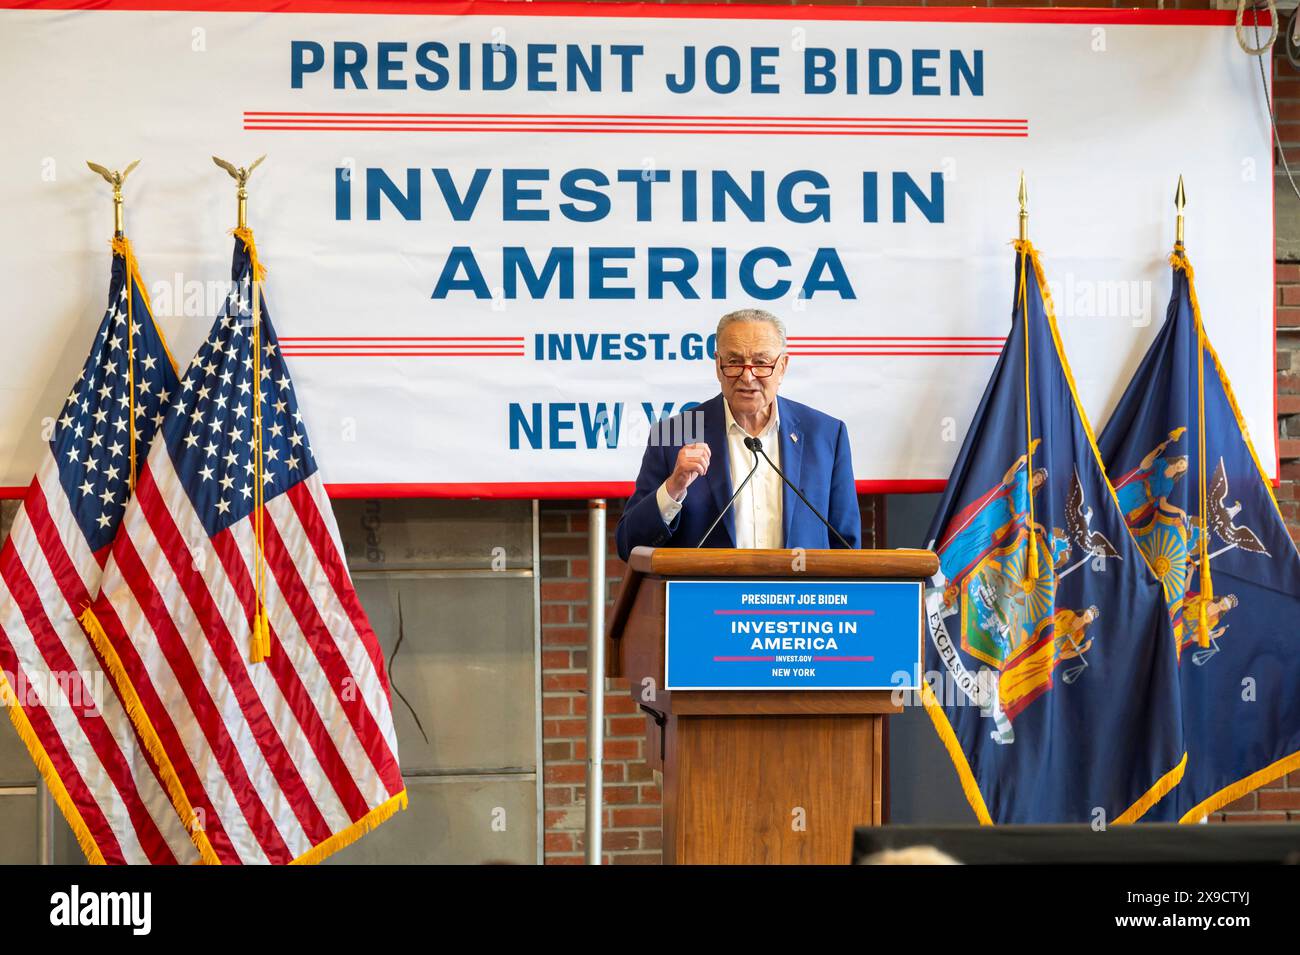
[859,845,962,865]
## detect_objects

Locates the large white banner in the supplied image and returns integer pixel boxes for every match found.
[0,2,1276,495]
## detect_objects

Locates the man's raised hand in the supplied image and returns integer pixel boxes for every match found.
[665,443,710,500]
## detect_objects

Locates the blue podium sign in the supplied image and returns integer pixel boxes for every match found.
[665,579,921,691]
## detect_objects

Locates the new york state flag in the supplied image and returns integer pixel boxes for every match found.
[923,241,1185,824]
[1097,245,1300,821]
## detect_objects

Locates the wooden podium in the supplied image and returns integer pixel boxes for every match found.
[606,546,938,865]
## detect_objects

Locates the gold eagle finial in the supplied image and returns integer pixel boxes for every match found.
[86,159,140,236]
[212,155,266,228]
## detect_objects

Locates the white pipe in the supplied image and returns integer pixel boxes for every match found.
[37,778,53,864]
[584,499,607,864]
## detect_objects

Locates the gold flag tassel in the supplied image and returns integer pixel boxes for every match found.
[217,155,272,663]
[1165,252,1213,648]
[1195,309,1214,649]
[1021,248,1040,586]
[1014,173,1039,587]
[1173,177,1215,650]
[237,226,273,664]
[121,238,138,492]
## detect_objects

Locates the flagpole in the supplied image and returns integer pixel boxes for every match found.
[37,780,53,864]
[213,155,273,661]
[1017,171,1039,584]
[87,161,142,486]
[1176,175,1216,648]
[1018,170,1028,243]
[1175,174,1186,247]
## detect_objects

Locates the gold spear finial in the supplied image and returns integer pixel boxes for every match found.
[1018,170,1028,242]
[212,154,266,229]
[1175,174,1186,247]
[86,160,140,238]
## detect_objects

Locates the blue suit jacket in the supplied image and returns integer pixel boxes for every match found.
[615,394,861,560]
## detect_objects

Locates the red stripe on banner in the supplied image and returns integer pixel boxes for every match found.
[0,1,1256,27]
[21,486,181,864]
[279,349,524,352]
[285,482,392,700]
[788,337,1005,342]
[279,336,524,342]
[244,117,1027,130]
[0,541,129,864]
[86,594,238,862]
[132,475,333,852]
[280,346,524,349]
[207,526,374,824]
[244,124,1028,138]
[318,479,951,498]
[248,111,1026,125]
[277,352,525,357]
[259,503,403,796]
[246,122,1026,135]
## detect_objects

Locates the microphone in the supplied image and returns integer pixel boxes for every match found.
[749,437,854,549]
[694,437,761,548]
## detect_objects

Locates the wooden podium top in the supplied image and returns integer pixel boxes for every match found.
[625,546,938,579]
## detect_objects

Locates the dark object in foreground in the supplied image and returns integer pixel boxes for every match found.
[853,824,1300,865]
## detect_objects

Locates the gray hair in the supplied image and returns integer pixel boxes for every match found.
[716,308,787,350]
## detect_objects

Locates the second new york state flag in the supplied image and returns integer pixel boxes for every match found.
[1097,245,1300,821]
[923,241,1185,824]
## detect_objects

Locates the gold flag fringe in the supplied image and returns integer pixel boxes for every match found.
[920,682,993,825]
[290,790,409,866]
[1179,750,1300,823]
[1113,752,1187,825]
[0,671,106,864]
[110,236,180,375]
[78,605,222,864]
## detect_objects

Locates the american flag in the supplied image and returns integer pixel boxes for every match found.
[0,239,200,864]
[87,231,406,864]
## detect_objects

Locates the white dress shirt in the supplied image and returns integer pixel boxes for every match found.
[656,400,783,548]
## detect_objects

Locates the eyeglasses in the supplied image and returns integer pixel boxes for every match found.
[719,358,783,379]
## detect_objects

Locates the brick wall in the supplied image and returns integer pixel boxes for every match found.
[538,501,658,865]
[538,495,880,863]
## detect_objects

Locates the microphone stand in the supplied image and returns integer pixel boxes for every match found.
[751,439,853,549]
[694,438,761,547]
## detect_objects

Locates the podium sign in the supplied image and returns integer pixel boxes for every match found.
[665,580,922,691]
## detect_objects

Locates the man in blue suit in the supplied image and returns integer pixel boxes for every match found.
[616,308,860,560]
